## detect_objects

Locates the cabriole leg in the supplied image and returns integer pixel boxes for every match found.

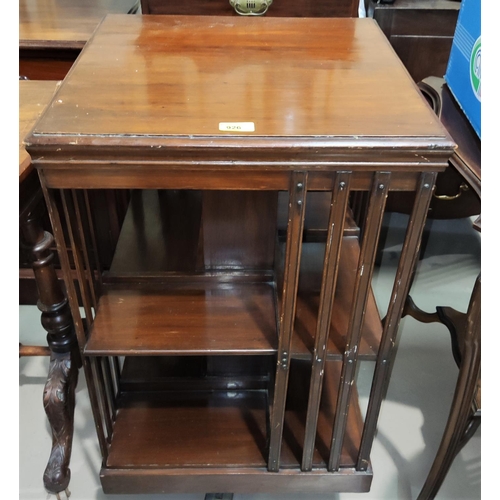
[20,210,79,495]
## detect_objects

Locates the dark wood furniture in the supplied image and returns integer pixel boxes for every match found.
[368,0,460,83]
[19,0,140,80]
[417,77,480,210]
[416,274,481,500]
[26,15,454,495]
[401,77,481,500]
[141,0,358,17]
[19,80,79,498]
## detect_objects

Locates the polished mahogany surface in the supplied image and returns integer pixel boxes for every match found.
[29,15,450,144]
[85,282,278,355]
[19,0,139,48]
[19,80,59,182]
[107,359,362,469]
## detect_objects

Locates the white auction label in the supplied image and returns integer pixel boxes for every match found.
[219,122,255,132]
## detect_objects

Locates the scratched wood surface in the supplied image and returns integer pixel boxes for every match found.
[28,15,449,142]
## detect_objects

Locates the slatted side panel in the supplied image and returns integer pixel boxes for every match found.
[356,172,437,470]
[328,172,390,471]
[301,172,352,471]
[40,183,110,460]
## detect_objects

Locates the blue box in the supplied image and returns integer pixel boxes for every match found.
[445,0,481,138]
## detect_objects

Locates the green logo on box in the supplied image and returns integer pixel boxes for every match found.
[470,36,481,101]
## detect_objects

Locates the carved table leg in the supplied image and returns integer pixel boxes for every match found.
[43,350,78,497]
[20,210,79,496]
[417,275,481,500]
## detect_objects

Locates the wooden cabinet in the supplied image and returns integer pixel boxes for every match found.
[141,0,358,16]
[368,0,460,83]
[26,15,454,495]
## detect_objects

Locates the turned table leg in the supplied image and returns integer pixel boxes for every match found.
[20,210,79,496]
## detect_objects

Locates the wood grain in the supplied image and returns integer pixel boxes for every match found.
[85,282,277,355]
[202,191,278,270]
[19,80,59,182]
[19,0,140,48]
[28,15,450,144]
[107,360,363,469]
[107,390,269,468]
[110,189,203,274]
[100,466,372,494]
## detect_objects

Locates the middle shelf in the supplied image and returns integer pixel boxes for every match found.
[84,189,382,359]
[85,281,278,355]
[85,237,382,359]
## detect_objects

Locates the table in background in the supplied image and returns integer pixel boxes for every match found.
[407,76,481,500]
[19,0,140,80]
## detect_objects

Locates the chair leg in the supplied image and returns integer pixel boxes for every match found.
[417,276,481,500]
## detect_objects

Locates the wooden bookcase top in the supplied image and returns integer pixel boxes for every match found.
[27,15,452,150]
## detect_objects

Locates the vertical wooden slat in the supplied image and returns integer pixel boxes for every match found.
[110,356,121,396]
[83,189,103,293]
[90,356,112,462]
[72,190,98,310]
[301,172,351,471]
[268,171,308,472]
[328,172,390,471]
[95,357,113,442]
[40,182,86,350]
[356,172,436,470]
[60,190,94,325]
[100,356,117,421]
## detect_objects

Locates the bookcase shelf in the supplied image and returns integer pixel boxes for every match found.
[85,281,278,356]
[101,356,369,493]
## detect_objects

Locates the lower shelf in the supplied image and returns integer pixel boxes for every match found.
[103,357,369,492]
[107,390,269,469]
